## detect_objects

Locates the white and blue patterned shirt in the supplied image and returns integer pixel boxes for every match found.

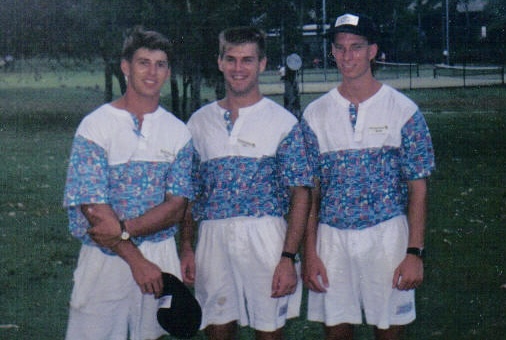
[63,104,194,253]
[187,98,313,221]
[302,85,435,230]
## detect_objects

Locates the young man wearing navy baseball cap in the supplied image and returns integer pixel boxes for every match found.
[302,13,435,339]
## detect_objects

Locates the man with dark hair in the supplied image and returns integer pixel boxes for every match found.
[217,26,266,60]
[302,13,435,339]
[63,26,194,339]
[182,26,312,340]
[121,26,173,62]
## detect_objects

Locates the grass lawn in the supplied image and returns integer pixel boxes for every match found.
[0,64,505,339]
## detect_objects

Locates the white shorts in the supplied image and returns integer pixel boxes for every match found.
[195,216,302,332]
[308,215,416,330]
[65,238,181,340]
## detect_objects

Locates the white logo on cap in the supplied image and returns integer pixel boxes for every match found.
[158,295,173,309]
[335,14,359,27]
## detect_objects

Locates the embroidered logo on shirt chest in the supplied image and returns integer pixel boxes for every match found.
[368,125,389,135]
[160,149,175,161]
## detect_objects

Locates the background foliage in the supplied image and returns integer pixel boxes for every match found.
[0,0,504,115]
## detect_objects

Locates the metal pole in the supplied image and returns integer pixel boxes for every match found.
[409,63,412,90]
[446,0,450,65]
[322,0,327,81]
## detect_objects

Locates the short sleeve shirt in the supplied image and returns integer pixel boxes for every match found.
[302,85,435,230]
[187,98,313,221]
[63,104,194,252]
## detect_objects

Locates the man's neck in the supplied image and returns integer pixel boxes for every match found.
[218,91,263,122]
[339,78,381,106]
[112,93,159,121]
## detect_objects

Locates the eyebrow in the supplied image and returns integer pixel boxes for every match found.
[335,43,367,47]
[224,55,257,60]
[135,57,168,63]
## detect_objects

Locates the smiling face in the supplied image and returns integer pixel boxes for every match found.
[121,47,170,100]
[218,42,266,99]
[332,32,377,82]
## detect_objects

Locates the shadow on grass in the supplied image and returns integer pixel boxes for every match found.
[0,88,103,132]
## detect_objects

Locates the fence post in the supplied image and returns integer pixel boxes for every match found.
[409,63,413,90]
[463,63,466,88]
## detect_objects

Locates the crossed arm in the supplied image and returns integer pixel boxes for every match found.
[81,193,187,296]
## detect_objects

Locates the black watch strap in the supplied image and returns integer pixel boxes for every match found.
[406,247,425,258]
[281,251,297,262]
[119,220,127,232]
[119,220,130,241]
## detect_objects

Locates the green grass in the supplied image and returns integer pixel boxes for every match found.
[417,110,505,339]
[0,65,505,339]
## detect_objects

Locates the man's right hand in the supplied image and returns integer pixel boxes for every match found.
[180,248,196,285]
[109,238,164,297]
[82,204,122,248]
[126,252,164,297]
[81,204,166,297]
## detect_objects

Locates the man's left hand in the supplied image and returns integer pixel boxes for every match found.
[85,205,122,248]
[392,255,424,290]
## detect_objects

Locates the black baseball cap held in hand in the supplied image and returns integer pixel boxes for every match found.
[157,272,202,339]
[327,13,379,44]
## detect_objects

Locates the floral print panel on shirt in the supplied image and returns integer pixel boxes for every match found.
[64,135,194,252]
[195,156,283,220]
[303,111,435,230]
[192,124,312,221]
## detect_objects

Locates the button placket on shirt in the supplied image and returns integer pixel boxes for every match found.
[137,119,149,150]
[352,104,365,143]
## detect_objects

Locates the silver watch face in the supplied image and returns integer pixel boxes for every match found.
[121,231,130,241]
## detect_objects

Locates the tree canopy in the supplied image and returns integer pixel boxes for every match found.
[1,0,503,118]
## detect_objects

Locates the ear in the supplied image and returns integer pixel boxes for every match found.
[120,59,130,77]
[331,43,338,59]
[368,43,378,61]
[164,67,171,82]
[259,57,267,73]
[217,56,224,72]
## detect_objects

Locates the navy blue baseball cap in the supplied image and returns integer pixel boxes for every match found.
[327,13,379,43]
[157,272,202,339]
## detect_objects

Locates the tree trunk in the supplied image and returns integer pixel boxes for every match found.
[215,72,225,100]
[170,75,180,117]
[190,68,202,119]
[104,58,124,103]
[113,61,127,95]
[182,74,190,120]
[104,61,113,102]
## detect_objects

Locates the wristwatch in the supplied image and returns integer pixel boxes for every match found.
[406,247,425,259]
[281,251,298,263]
[119,220,130,241]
